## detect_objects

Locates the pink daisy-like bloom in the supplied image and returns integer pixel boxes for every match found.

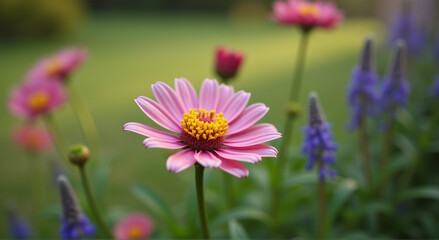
[8,80,66,119]
[215,47,244,81]
[114,213,153,239]
[272,0,343,30]
[28,47,87,82]
[124,78,281,178]
[13,124,52,153]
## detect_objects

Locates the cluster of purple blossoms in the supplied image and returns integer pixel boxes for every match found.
[380,42,410,118]
[389,1,425,56]
[58,176,95,239]
[347,36,378,130]
[7,207,32,239]
[302,93,337,181]
[432,75,439,98]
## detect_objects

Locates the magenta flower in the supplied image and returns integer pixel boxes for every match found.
[114,213,154,240]
[28,47,87,82]
[13,124,52,153]
[215,47,244,81]
[8,80,66,119]
[124,78,281,178]
[272,0,343,30]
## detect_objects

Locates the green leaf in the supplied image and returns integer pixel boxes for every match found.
[326,178,357,233]
[400,186,439,201]
[211,207,271,228]
[131,184,178,232]
[228,219,249,240]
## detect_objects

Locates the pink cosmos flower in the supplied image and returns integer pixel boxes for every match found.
[13,124,52,153]
[114,213,154,240]
[215,47,244,81]
[8,80,66,119]
[124,78,281,178]
[272,0,343,30]
[27,47,87,82]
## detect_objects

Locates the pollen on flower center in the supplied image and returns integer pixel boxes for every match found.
[46,59,61,75]
[128,226,142,239]
[299,4,319,16]
[180,108,229,151]
[28,91,49,111]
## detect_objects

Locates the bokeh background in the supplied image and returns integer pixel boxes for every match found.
[1,0,438,238]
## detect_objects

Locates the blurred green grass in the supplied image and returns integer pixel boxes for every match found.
[0,13,384,237]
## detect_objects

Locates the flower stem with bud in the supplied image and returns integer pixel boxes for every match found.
[271,28,311,218]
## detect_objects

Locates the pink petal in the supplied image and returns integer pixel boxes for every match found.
[123,122,180,142]
[220,145,279,158]
[166,149,197,173]
[227,103,269,135]
[215,149,261,163]
[151,82,185,122]
[218,157,249,178]
[195,150,221,168]
[175,78,198,111]
[135,96,181,133]
[222,91,250,123]
[216,84,235,113]
[142,138,186,149]
[224,124,281,147]
[199,79,219,111]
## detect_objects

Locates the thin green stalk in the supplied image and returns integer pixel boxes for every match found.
[195,163,210,239]
[359,117,372,187]
[399,101,439,194]
[318,168,327,239]
[379,119,394,197]
[43,114,69,161]
[271,29,311,217]
[78,165,112,238]
[67,83,102,158]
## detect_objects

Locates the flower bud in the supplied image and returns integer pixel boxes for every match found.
[286,101,301,118]
[68,144,90,166]
[215,47,244,81]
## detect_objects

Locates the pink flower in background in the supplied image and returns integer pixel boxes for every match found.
[215,47,244,81]
[13,124,52,153]
[114,213,153,240]
[8,80,66,118]
[28,47,87,82]
[272,0,343,30]
[124,78,281,178]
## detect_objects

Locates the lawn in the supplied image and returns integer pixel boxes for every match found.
[0,12,384,237]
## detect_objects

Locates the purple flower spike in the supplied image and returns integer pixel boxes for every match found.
[7,207,32,239]
[380,42,410,118]
[389,0,425,56]
[432,75,439,98]
[302,93,337,181]
[58,175,95,239]
[347,36,378,130]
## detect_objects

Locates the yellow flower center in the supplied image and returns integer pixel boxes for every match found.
[298,4,319,16]
[28,91,49,111]
[26,133,41,149]
[46,59,62,75]
[128,226,142,239]
[181,109,229,141]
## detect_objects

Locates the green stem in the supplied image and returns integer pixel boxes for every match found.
[271,29,311,217]
[78,165,112,238]
[359,117,372,187]
[195,163,210,239]
[318,175,327,239]
[43,114,69,161]
[399,101,439,195]
[67,83,102,158]
[379,119,394,197]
